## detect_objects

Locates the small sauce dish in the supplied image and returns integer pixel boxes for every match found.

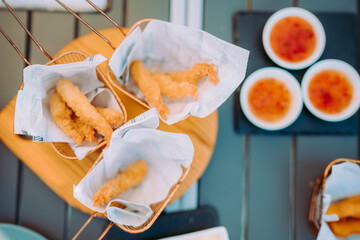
[263,7,326,70]
[302,59,360,122]
[240,67,303,130]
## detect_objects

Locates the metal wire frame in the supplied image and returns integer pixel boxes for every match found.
[0,26,31,65]
[308,158,360,236]
[0,0,129,157]
[85,0,126,36]
[1,0,53,61]
[71,165,191,239]
[0,2,120,237]
[0,1,181,237]
[54,0,118,50]
[71,212,114,240]
[1,0,126,64]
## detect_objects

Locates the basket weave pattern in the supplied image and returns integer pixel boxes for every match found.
[308,158,360,236]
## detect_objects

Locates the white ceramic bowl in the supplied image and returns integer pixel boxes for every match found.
[240,67,303,130]
[262,7,326,70]
[302,59,360,122]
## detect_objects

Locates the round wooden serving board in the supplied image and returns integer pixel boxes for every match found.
[0,27,218,215]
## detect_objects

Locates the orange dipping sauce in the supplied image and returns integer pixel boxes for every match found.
[248,78,292,122]
[270,16,316,62]
[308,70,353,114]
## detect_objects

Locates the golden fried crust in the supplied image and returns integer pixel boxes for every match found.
[152,73,198,100]
[73,116,96,143]
[49,91,84,145]
[167,63,219,85]
[130,61,170,120]
[56,79,113,145]
[96,107,124,129]
[93,160,148,207]
[328,218,360,238]
[326,195,360,219]
[326,195,360,237]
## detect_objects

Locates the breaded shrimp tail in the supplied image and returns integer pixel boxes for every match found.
[93,160,148,207]
[152,73,198,100]
[74,116,97,143]
[49,91,84,145]
[56,79,113,145]
[130,60,170,120]
[96,107,124,129]
[168,63,219,85]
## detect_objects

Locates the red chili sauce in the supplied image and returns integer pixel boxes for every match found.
[270,16,316,62]
[308,70,353,114]
[248,78,292,122]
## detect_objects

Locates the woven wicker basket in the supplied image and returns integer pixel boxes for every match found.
[2,2,192,237]
[70,19,195,238]
[19,50,127,160]
[308,158,360,236]
[72,165,190,239]
[106,18,153,109]
[106,18,195,123]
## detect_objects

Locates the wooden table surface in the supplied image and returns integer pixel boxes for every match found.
[0,25,218,216]
[0,0,359,240]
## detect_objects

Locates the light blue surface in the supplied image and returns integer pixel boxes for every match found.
[0,223,47,240]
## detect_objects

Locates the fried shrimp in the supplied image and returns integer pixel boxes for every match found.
[130,60,170,120]
[167,63,219,85]
[96,107,124,129]
[326,195,360,219]
[73,116,97,143]
[328,218,360,238]
[326,195,360,237]
[152,73,198,100]
[56,79,113,145]
[49,91,84,145]
[93,160,148,207]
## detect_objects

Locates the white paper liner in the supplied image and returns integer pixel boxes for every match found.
[317,162,360,240]
[14,54,124,160]
[73,109,194,227]
[108,19,249,125]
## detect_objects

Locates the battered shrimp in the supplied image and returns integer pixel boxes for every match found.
[56,79,113,145]
[326,195,360,237]
[49,91,84,145]
[73,116,97,143]
[152,73,198,100]
[93,160,148,207]
[167,63,219,85]
[96,107,124,129]
[130,60,170,120]
[326,195,360,219]
[328,218,360,238]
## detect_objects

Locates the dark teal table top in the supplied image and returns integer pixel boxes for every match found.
[0,0,358,239]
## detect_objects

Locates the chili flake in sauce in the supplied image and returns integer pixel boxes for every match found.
[308,70,353,114]
[270,16,316,62]
[248,78,292,122]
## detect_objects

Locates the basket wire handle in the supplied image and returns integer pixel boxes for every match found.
[71,150,113,240]
[55,0,116,50]
[0,26,31,66]
[3,2,128,237]
[85,0,126,36]
[2,0,124,64]
[72,212,113,240]
[72,212,98,240]
[1,0,53,61]
[99,222,114,240]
